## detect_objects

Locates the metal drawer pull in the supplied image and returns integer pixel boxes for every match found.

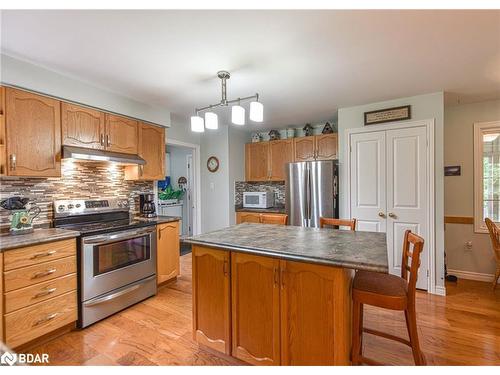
[33,313,58,327]
[31,250,56,259]
[33,287,57,299]
[32,269,57,279]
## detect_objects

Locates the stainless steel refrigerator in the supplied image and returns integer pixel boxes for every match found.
[285,160,339,227]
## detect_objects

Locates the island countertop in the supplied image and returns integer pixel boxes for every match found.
[185,223,388,273]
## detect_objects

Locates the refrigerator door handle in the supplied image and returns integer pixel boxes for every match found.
[306,166,312,225]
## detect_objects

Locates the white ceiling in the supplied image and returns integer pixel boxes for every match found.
[2,10,500,129]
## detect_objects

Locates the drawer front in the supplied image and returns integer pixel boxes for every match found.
[4,256,77,292]
[5,290,77,348]
[4,239,76,271]
[5,273,77,313]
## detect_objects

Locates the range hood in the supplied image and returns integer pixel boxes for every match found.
[62,146,146,165]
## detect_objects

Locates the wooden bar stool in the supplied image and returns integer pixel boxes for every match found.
[351,230,426,366]
[319,217,357,231]
[260,213,288,225]
[485,218,500,289]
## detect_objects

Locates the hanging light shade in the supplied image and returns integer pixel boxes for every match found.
[232,105,245,125]
[250,101,264,122]
[190,115,204,132]
[205,112,218,130]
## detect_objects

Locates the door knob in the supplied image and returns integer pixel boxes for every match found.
[378,212,386,218]
[388,212,396,218]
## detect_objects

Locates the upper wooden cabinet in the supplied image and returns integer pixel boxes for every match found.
[231,252,281,365]
[192,246,231,355]
[246,139,294,182]
[105,114,138,154]
[125,122,165,180]
[156,221,180,285]
[62,103,105,149]
[269,139,294,180]
[5,88,61,177]
[0,87,6,176]
[293,134,338,162]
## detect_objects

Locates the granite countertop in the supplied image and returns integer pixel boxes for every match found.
[134,215,181,225]
[235,205,286,214]
[0,228,81,252]
[185,223,388,273]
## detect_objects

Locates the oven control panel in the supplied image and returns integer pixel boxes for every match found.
[54,198,130,217]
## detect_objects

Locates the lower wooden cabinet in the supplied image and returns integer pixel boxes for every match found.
[156,221,180,285]
[231,253,280,365]
[236,212,288,225]
[192,246,231,355]
[0,239,78,349]
[192,246,353,365]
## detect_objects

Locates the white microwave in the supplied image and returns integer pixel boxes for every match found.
[243,191,275,209]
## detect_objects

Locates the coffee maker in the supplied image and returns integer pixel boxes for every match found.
[139,193,156,218]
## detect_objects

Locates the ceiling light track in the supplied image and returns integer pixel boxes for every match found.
[191,71,264,132]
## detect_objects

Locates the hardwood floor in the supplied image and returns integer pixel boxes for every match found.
[26,254,500,366]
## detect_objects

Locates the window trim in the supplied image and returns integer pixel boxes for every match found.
[474,120,500,233]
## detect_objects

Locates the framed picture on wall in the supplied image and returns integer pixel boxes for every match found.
[364,105,411,125]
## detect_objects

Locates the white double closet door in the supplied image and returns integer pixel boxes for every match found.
[349,125,429,290]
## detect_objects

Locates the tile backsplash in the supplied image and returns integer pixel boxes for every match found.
[234,181,285,206]
[0,160,153,231]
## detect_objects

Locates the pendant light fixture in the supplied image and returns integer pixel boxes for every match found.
[190,71,263,132]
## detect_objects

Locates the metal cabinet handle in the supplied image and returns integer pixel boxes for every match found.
[223,259,229,277]
[378,212,386,218]
[280,267,285,289]
[32,269,56,279]
[273,267,279,287]
[31,250,56,259]
[139,165,144,177]
[33,313,58,326]
[100,134,105,146]
[33,287,57,299]
[106,134,111,147]
[388,212,396,218]
[9,154,16,171]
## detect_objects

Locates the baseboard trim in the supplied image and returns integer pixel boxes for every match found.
[434,286,447,296]
[448,268,500,284]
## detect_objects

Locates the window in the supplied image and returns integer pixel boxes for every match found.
[474,121,500,232]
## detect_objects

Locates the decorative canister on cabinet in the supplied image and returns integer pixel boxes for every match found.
[251,133,262,143]
[287,128,295,138]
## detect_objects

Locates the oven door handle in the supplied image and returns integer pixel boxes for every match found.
[83,228,155,245]
[83,275,156,307]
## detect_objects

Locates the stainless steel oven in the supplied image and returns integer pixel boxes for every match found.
[80,226,157,327]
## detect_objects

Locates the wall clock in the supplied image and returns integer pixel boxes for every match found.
[207,156,220,173]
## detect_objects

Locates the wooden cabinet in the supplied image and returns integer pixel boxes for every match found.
[280,260,351,365]
[231,253,280,365]
[62,102,105,149]
[5,88,61,177]
[293,134,338,162]
[192,246,231,354]
[269,139,294,180]
[236,212,288,225]
[0,87,6,175]
[293,136,316,161]
[1,239,78,348]
[125,122,165,180]
[156,221,180,285]
[245,142,269,181]
[316,134,338,160]
[104,114,138,154]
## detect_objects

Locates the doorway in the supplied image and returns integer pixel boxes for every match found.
[347,119,435,291]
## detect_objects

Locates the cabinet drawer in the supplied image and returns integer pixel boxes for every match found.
[5,290,77,348]
[4,239,76,271]
[4,256,77,292]
[5,273,77,313]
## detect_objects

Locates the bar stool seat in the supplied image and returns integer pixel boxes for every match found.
[353,271,408,310]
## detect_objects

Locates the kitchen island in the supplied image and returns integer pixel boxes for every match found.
[185,223,388,366]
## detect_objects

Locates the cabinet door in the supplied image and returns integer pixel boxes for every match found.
[0,87,6,176]
[125,123,165,180]
[269,139,294,181]
[231,253,280,365]
[245,142,270,181]
[61,102,105,149]
[315,134,338,160]
[280,260,352,365]
[6,88,61,177]
[236,212,261,224]
[293,137,315,161]
[105,114,138,154]
[157,221,180,285]
[192,246,231,354]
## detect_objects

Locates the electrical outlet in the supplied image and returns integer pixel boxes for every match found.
[465,241,473,250]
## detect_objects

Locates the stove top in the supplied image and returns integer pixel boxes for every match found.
[53,198,157,236]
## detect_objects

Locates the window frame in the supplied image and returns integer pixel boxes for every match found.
[474,120,500,233]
